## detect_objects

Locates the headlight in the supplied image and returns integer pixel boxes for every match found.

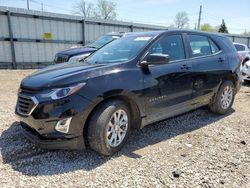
[68,54,91,63]
[40,83,86,100]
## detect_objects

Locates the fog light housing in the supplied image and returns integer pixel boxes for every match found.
[55,117,72,133]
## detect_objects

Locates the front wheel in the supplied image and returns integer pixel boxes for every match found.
[88,100,131,156]
[209,81,235,114]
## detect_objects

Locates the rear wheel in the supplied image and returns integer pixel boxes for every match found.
[244,80,250,84]
[88,100,131,156]
[209,81,235,114]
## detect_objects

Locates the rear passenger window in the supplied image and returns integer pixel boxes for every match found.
[188,35,220,57]
[149,35,185,62]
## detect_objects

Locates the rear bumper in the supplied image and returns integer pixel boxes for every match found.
[21,122,85,150]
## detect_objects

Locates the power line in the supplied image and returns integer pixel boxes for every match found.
[29,0,72,12]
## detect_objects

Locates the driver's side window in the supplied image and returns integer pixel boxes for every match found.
[149,35,185,62]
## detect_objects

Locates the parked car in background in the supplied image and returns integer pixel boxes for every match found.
[233,43,250,83]
[233,42,250,64]
[242,60,250,83]
[16,30,241,156]
[54,32,127,64]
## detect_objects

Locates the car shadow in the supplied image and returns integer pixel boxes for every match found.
[0,107,234,176]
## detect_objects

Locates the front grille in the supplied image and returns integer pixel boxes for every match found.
[17,95,38,116]
[16,85,39,116]
[54,55,69,64]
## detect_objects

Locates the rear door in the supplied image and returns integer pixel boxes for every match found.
[186,34,228,106]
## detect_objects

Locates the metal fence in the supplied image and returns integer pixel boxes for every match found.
[0,6,250,69]
[226,34,250,47]
[0,6,167,69]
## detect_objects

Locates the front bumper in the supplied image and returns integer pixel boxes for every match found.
[21,122,85,150]
[15,94,92,150]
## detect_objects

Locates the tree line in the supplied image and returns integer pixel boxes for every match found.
[173,11,229,33]
[72,0,117,20]
[73,0,249,35]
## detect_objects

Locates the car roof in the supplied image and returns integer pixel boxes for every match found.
[119,29,228,38]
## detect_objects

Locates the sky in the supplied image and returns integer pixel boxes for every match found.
[0,0,250,34]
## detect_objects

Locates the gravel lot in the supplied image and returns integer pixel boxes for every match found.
[0,70,249,188]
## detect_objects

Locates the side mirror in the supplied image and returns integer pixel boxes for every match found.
[141,54,170,66]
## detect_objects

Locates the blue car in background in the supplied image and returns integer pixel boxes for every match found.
[54,32,127,64]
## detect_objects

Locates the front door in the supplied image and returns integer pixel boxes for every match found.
[141,34,193,125]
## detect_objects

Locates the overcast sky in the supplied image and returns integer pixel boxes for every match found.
[1,0,250,34]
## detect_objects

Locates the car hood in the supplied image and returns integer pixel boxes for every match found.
[56,47,97,56]
[21,62,111,89]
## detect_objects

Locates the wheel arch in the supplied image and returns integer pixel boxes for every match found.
[222,73,238,89]
[82,90,142,146]
[210,73,239,105]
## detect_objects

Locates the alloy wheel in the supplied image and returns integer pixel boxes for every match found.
[106,109,128,147]
[220,86,233,109]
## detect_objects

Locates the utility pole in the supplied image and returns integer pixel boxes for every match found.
[27,0,30,10]
[197,5,202,30]
[41,3,44,12]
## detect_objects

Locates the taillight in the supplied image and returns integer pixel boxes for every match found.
[238,54,244,63]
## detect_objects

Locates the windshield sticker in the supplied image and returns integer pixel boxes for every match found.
[134,37,152,41]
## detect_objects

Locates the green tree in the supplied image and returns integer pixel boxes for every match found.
[200,23,215,32]
[218,19,229,33]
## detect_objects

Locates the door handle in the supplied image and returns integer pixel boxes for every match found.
[218,57,225,63]
[181,64,192,70]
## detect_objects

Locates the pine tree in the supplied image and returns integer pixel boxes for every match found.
[218,19,229,33]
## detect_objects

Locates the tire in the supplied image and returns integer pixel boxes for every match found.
[88,100,131,156]
[244,80,250,84]
[209,81,235,114]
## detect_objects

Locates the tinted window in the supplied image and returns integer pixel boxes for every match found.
[188,35,221,58]
[149,35,185,62]
[234,44,245,51]
[189,35,212,57]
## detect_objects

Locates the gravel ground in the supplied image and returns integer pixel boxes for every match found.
[0,70,249,188]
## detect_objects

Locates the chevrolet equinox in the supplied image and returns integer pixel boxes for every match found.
[16,30,241,156]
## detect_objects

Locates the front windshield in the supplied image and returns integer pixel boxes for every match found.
[87,35,120,49]
[85,35,153,64]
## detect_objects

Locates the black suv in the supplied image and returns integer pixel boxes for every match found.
[16,30,241,156]
[54,32,126,64]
